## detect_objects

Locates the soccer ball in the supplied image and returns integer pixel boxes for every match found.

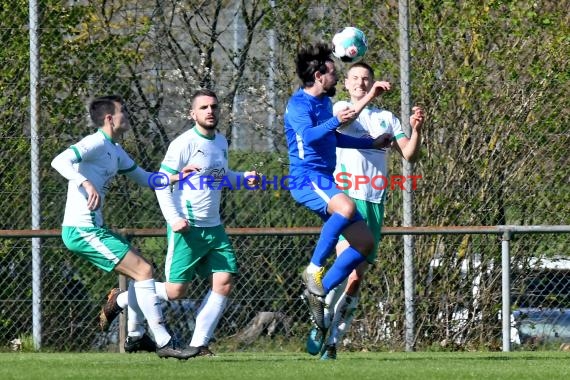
[332,27,368,63]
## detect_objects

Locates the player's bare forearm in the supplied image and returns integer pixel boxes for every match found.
[402,132,422,163]
[400,106,425,162]
[351,81,391,116]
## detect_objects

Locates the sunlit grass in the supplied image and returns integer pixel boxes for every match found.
[1,351,570,380]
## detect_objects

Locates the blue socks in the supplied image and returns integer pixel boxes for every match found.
[310,212,367,293]
[310,213,352,267]
[322,247,366,293]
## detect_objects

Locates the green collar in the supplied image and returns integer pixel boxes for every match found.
[98,129,116,144]
[193,127,215,140]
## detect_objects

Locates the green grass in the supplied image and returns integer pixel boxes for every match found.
[1,351,570,380]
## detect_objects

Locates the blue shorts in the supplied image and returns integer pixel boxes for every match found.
[290,173,360,221]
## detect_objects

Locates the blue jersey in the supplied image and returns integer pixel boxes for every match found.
[284,89,341,177]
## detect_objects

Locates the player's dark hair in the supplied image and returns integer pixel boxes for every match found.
[89,95,123,127]
[347,62,375,79]
[190,88,218,108]
[295,42,334,87]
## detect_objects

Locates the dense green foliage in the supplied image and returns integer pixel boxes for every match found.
[1,1,567,229]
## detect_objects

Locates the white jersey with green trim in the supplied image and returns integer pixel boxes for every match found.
[51,129,138,227]
[156,128,243,228]
[333,101,406,203]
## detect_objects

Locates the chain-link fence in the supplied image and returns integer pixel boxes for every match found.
[1,0,568,352]
[1,230,570,352]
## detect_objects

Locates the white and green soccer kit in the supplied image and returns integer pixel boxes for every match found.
[52,129,155,272]
[156,128,242,282]
[333,102,407,262]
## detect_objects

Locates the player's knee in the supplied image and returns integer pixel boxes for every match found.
[168,290,185,300]
[335,206,356,221]
[330,195,357,219]
[166,285,187,300]
[213,284,232,297]
[212,275,233,296]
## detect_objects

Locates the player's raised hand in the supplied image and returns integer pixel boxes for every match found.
[410,106,425,132]
[336,106,357,125]
[244,170,261,187]
[181,163,201,174]
[372,133,392,150]
[369,81,391,97]
[171,163,201,183]
[81,180,101,210]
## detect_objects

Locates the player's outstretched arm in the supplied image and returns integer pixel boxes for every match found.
[124,163,201,189]
[288,97,341,146]
[336,132,374,149]
[372,133,393,150]
[394,106,425,162]
[350,81,391,116]
[172,164,201,184]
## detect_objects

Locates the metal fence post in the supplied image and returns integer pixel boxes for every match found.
[119,274,128,353]
[118,230,133,353]
[501,229,512,352]
[399,0,415,352]
[29,0,42,351]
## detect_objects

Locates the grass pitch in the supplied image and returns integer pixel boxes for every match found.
[1,351,569,380]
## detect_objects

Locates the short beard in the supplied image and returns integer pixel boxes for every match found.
[325,86,336,97]
[200,121,218,130]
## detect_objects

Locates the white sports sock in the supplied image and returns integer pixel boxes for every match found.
[324,288,336,329]
[327,293,359,346]
[195,289,211,315]
[190,290,227,347]
[134,279,171,347]
[116,291,128,309]
[125,281,170,339]
[126,281,145,338]
[307,263,322,273]
[336,295,358,342]
[324,279,347,329]
[154,281,169,301]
